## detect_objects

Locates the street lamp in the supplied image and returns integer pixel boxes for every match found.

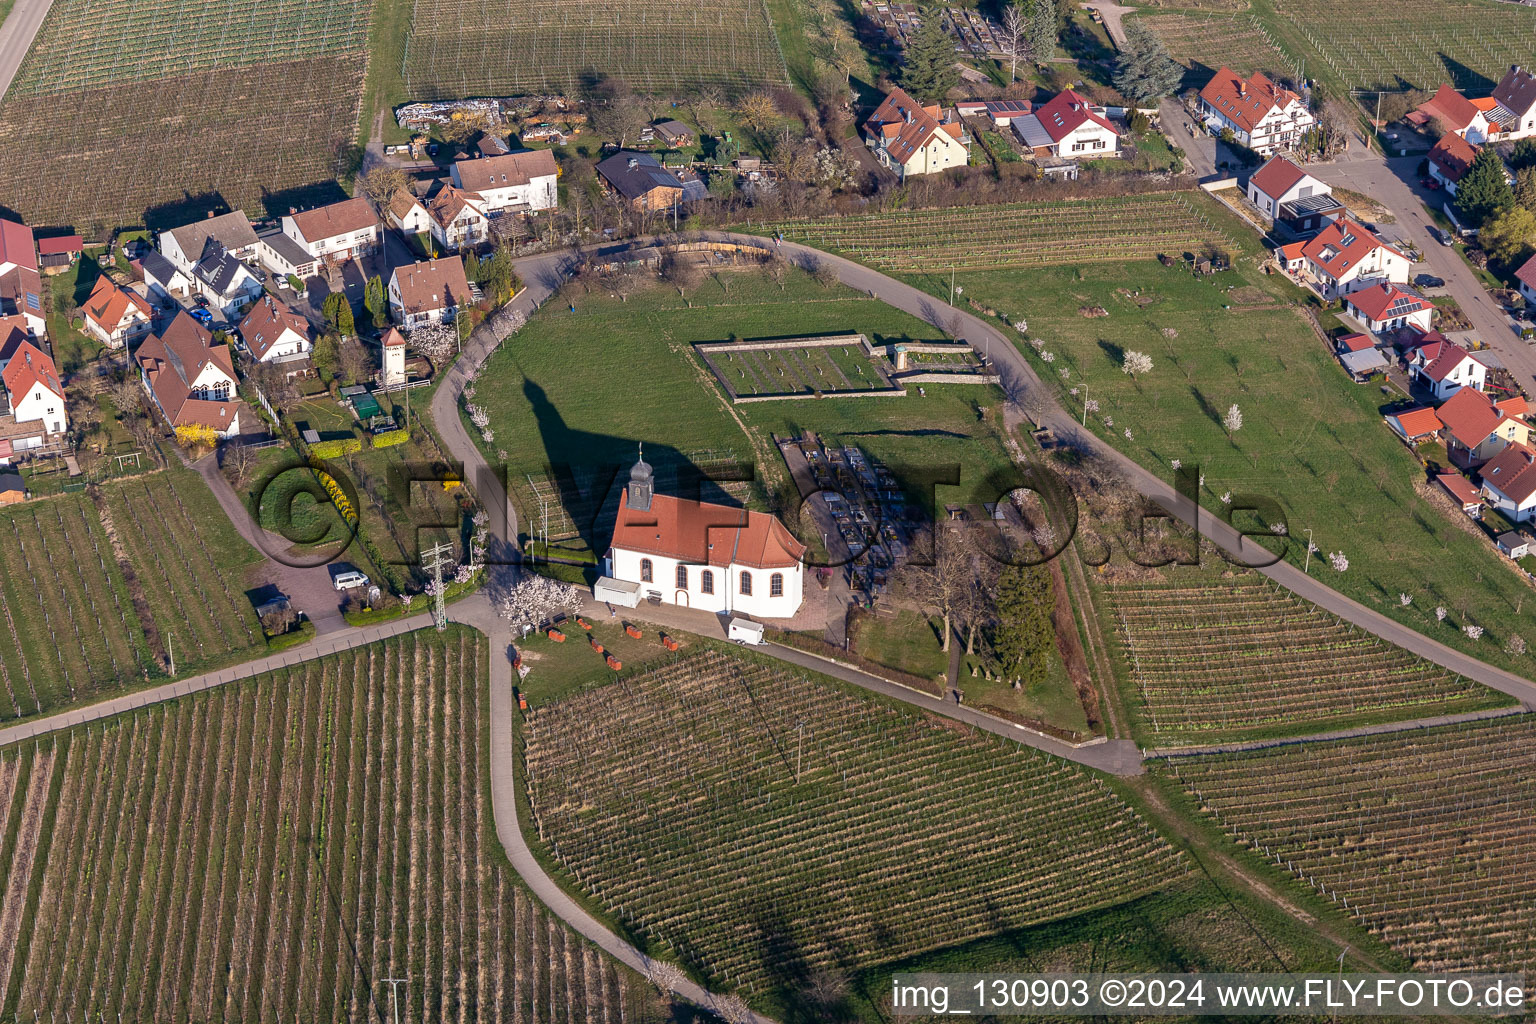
[1304,527,1314,574]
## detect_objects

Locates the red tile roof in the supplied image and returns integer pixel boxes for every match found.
[1436,471,1481,506]
[1435,385,1506,445]
[237,293,311,360]
[451,150,559,192]
[426,186,487,229]
[1346,282,1430,322]
[865,87,959,164]
[135,312,240,429]
[1389,406,1443,438]
[1414,84,1481,134]
[1493,65,1536,118]
[1417,340,1484,383]
[0,219,34,272]
[81,275,151,334]
[1249,155,1309,200]
[392,257,470,316]
[1428,133,1478,183]
[1497,395,1530,417]
[288,197,376,245]
[1337,332,1374,352]
[1031,88,1117,143]
[1300,217,1403,280]
[1480,442,1536,504]
[1,340,62,406]
[35,235,82,256]
[1278,240,1306,261]
[1199,67,1300,134]
[610,489,805,570]
[1515,253,1536,292]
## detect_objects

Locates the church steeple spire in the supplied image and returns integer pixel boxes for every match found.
[628,444,654,512]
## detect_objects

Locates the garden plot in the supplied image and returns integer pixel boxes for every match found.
[773,193,1238,272]
[0,628,661,1022]
[1166,716,1536,979]
[697,335,901,401]
[401,0,789,99]
[1109,571,1505,745]
[523,649,1190,998]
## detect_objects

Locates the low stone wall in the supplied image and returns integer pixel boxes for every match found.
[890,370,1000,385]
[730,386,906,403]
[696,333,865,354]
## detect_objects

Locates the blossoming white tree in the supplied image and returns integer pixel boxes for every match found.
[1465,624,1483,641]
[1328,551,1348,572]
[1223,403,1243,437]
[497,575,584,632]
[1122,350,1154,378]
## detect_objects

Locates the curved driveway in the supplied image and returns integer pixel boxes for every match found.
[437,233,1535,704]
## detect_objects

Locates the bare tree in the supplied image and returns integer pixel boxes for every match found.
[222,441,257,490]
[1001,2,1029,83]
[339,337,375,385]
[897,525,973,652]
[359,165,410,206]
[659,252,703,301]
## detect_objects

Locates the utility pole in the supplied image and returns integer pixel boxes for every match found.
[382,978,409,1024]
[795,720,805,783]
[1304,527,1314,574]
[167,632,175,676]
[422,542,454,631]
[1080,382,1089,426]
[949,267,955,306]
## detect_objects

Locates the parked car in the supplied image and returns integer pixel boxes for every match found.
[1430,226,1455,247]
[1416,274,1446,288]
[1422,177,1441,190]
[332,570,370,591]
[188,307,214,327]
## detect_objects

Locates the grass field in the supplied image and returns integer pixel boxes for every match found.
[0,627,669,1023]
[523,648,1190,1007]
[400,0,789,99]
[1108,568,1508,745]
[1164,716,1536,979]
[470,268,1015,552]
[0,0,368,229]
[772,193,1239,273]
[946,253,1536,672]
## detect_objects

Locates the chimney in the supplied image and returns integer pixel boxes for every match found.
[627,157,638,169]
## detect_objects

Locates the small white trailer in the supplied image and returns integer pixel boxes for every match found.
[727,617,765,645]
[593,576,641,608]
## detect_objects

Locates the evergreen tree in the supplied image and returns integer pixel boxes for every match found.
[1509,137,1536,172]
[363,274,385,329]
[1025,0,1058,65]
[463,251,481,284]
[1112,20,1184,104]
[900,16,959,103]
[1515,166,1536,213]
[322,291,355,337]
[991,563,1054,689]
[1456,146,1515,228]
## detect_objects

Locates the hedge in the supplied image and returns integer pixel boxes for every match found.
[371,428,409,449]
[310,437,362,459]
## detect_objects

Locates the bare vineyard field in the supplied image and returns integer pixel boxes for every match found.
[1271,0,1536,91]
[7,0,370,97]
[772,194,1237,272]
[402,0,789,99]
[0,629,662,1023]
[523,649,1190,1000]
[1165,717,1536,978]
[1136,12,1297,78]
[0,494,148,718]
[1109,572,1505,745]
[0,57,364,230]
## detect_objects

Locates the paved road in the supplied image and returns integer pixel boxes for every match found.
[1145,702,1533,759]
[1082,0,1134,46]
[0,0,49,101]
[1308,151,1536,388]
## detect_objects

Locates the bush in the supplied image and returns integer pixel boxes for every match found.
[287,275,304,292]
[370,428,409,448]
[309,437,362,459]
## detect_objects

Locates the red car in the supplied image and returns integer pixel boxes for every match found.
[1421,177,1441,190]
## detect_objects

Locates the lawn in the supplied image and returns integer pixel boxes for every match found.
[917,253,1536,673]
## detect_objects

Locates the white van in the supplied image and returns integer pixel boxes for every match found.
[332,570,370,591]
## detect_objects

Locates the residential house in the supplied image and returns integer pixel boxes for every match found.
[1427,133,1481,194]
[1345,283,1435,334]
[1436,471,1483,518]
[388,257,470,329]
[862,88,969,179]
[0,340,67,453]
[1496,530,1531,559]
[386,189,433,239]
[81,275,153,349]
[1435,385,1527,467]
[595,151,701,212]
[36,235,82,275]
[135,312,244,437]
[1297,217,1411,299]
[1514,252,1536,306]
[1275,240,1307,273]
[448,150,559,213]
[158,211,258,273]
[425,187,492,252]
[1246,155,1329,218]
[1384,406,1443,445]
[1490,65,1536,140]
[281,197,379,265]
[1198,67,1316,155]
[0,219,43,339]
[1480,442,1536,522]
[653,120,694,148]
[1334,331,1388,381]
[255,228,319,281]
[191,244,262,318]
[140,250,192,304]
[237,293,312,365]
[1012,89,1121,166]
[604,452,805,619]
[1409,339,1487,399]
[1408,84,1504,143]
